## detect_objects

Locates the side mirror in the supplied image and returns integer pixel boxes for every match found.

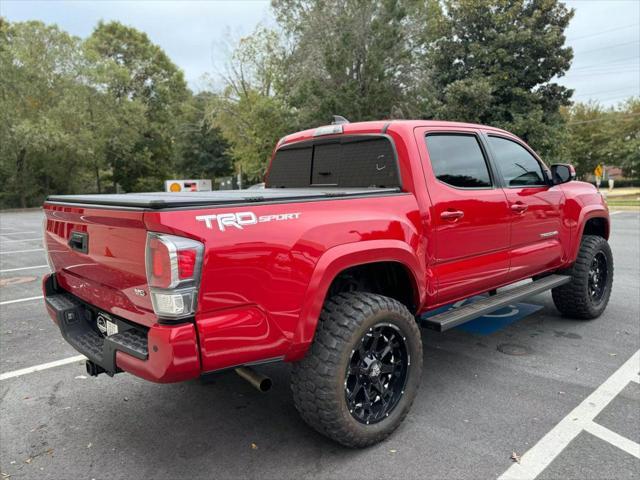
[551,164,576,185]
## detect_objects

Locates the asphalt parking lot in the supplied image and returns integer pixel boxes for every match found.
[1,209,639,480]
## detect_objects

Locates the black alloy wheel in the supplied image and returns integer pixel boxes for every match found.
[588,251,608,304]
[345,324,409,425]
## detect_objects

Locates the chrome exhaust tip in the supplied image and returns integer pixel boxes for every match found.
[235,366,272,392]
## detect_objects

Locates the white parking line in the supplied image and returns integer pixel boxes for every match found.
[609,211,640,216]
[0,265,48,273]
[0,237,42,244]
[0,295,44,306]
[0,230,39,236]
[0,248,44,254]
[583,422,640,459]
[0,355,86,381]
[499,349,640,480]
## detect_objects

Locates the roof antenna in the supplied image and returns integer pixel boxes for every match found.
[331,115,350,125]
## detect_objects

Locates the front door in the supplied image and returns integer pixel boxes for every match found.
[484,134,566,281]
[417,129,511,305]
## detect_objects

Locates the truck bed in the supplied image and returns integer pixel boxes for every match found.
[47,187,401,209]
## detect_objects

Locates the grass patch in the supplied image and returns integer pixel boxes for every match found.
[607,200,640,207]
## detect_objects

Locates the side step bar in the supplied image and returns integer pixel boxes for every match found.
[422,274,571,332]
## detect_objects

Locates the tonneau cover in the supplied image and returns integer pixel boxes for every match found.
[46,187,401,209]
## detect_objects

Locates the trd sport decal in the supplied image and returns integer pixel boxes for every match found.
[196,212,301,232]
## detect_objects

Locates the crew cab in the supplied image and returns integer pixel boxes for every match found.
[42,119,613,447]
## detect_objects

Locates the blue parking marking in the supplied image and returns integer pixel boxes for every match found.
[421,295,543,336]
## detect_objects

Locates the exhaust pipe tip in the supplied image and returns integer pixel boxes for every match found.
[235,366,272,392]
[258,377,272,392]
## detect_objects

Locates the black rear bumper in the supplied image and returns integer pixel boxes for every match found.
[44,275,149,375]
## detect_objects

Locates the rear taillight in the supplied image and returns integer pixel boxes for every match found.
[178,249,197,279]
[148,236,173,288]
[145,233,204,320]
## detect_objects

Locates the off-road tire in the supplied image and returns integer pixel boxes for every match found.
[552,235,613,319]
[291,292,423,448]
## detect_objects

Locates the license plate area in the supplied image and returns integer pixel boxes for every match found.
[96,312,119,337]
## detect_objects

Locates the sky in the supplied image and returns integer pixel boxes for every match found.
[2,0,639,107]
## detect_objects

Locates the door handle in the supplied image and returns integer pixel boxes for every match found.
[511,202,528,213]
[440,210,464,220]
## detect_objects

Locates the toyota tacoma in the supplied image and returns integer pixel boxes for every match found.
[42,119,613,447]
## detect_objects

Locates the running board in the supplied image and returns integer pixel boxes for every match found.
[421,274,572,332]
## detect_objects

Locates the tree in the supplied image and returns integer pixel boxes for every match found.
[562,102,609,178]
[175,92,233,180]
[0,20,86,207]
[607,98,640,179]
[208,27,295,182]
[212,0,575,179]
[209,1,446,180]
[428,0,574,160]
[84,21,189,192]
[272,0,432,126]
[0,18,231,207]
[564,99,640,179]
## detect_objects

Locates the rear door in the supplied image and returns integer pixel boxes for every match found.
[416,128,511,304]
[484,134,566,281]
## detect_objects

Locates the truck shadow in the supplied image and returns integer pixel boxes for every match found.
[74,297,600,478]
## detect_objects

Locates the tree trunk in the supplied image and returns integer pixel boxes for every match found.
[95,162,102,193]
[88,100,101,193]
[16,147,27,208]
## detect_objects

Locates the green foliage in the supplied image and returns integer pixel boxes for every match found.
[210,0,580,177]
[272,0,424,125]
[210,90,293,182]
[606,98,640,179]
[205,1,439,181]
[0,19,87,207]
[84,21,190,192]
[2,4,638,208]
[564,99,640,179]
[428,0,575,160]
[0,19,230,208]
[176,92,233,179]
[207,27,296,182]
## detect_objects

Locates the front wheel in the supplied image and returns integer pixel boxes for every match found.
[291,292,423,447]
[552,235,614,319]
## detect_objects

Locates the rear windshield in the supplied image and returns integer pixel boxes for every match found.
[266,136,400,188]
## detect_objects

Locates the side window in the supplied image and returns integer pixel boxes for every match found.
[488,136,546,187]
[425,134,492,188]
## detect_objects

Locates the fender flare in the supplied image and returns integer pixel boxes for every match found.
[570,205,610,262]
[285,240,425,360]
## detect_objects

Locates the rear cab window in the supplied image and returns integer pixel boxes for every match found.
[487,136,547,187]
[424,134,493,188]
[267,136,400,188]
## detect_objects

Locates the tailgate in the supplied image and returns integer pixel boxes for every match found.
[43,203,155,327]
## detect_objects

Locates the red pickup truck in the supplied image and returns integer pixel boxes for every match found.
[42,119,613,447]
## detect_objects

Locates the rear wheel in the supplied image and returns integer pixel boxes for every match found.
[291,292,422,447]
[552,235,613,319]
